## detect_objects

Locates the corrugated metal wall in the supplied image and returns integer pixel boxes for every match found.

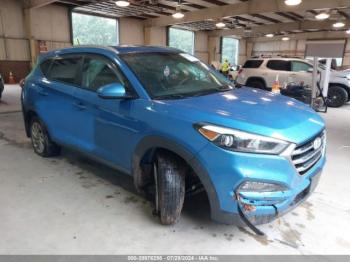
[252,40,305,58]
[0,38,30,61]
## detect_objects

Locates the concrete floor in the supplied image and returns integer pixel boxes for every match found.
[0,85,350,255]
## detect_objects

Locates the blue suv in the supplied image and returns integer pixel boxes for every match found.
[22,46,326,228]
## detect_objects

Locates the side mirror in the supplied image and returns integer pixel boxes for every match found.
[97,83,130,99]
[307,68,314,73]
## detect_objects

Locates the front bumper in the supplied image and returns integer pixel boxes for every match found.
[192,139,326,225]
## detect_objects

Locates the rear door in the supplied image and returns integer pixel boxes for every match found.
[265,60,291,87]
[34,55,82,146]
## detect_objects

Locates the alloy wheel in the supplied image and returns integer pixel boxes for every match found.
[31,122,45,154]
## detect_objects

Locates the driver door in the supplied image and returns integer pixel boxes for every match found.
[73,54,138,169]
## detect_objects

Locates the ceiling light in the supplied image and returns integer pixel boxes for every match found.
[115,0,130,7]
[346,29,350,34]
[172,11,184,19]
[172,5,184,19]
[315,12,330,20]
[333,22,345,28]
[216,22,226,28]
[284,0,302,6]
[265,33,274,38]
[282,37,290,41]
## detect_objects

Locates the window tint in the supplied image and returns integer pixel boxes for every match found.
[49,57,82,85]
[121,52,232,99]
[291,61,312,72]
[266,60,290,71]
[82,55,129,92]
[243,60,263,68]
[40,59,52,77]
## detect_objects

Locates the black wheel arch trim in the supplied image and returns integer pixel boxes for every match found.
[132,135,243,225]
[329,83,350,96]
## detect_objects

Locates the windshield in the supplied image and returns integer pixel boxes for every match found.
[120,52,234,99]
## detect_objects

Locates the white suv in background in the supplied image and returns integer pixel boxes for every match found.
[236,57,350,107]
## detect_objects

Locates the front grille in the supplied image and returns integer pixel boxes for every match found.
[291,131,326,175]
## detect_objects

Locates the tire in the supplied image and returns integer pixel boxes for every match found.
[155,151,186,225]
[30,116,61,157]
[246,79,266,90]
[327,86,348,108]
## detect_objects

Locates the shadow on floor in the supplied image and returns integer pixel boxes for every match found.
[57,148,213,225]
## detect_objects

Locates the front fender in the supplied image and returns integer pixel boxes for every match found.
[131,135,223,223]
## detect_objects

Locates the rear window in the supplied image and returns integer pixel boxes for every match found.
[266,60,290,71]
[40,59,52,77]
[48,57,82,85]
[243,60,263,68]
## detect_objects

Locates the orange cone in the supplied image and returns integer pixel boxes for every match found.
[272,74,281,93]
[8,71,16,84]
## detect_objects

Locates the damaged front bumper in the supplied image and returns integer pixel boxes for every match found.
[193,137,326,227]
[236,168,322,226]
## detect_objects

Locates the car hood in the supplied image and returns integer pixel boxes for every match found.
[331,70,349,78]
[156,87,325,145]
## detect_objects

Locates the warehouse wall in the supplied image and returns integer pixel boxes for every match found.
[144,26,167,46]
[194,31,209,63]
[0,0,71,82]
[119,18,144,45]
[0,0,30,81]
[30,4,71,46]
[251,40,306,58]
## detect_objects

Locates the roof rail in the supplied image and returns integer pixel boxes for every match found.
[250,54,303,59]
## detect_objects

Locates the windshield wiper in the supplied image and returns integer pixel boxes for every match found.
[153,94,187,100]
[188,89,220,97]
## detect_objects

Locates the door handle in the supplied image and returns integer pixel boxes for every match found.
[37,87,48,96]
[73,102,87,110]
[38,90,48,96]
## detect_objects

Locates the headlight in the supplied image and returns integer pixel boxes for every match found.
[195,124,290,154]
[238,181,288,193]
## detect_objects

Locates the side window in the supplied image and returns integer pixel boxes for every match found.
[40,59,52,77]
[266,60,291,71]
[291,61,312,72]
[48,57,82,85]
[82,55,129,92]
[243,60,263,68]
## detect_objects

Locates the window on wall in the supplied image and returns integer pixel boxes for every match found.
[221,37,239,67]
[72,12,119,46]
[168,27,195,54]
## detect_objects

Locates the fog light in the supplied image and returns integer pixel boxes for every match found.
[239,181,288,193]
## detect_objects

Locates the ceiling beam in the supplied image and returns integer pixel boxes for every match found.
[251,14,280,23]
[26,0,58,9]
[209,19,350,37]
[198,0,227,6]
[275,12,300,21]
[250,30,350,42]
[145,0,350,27]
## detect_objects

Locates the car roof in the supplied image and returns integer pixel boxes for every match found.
[40,45,182,60]
[112,45,182,54]
[247,57,308,62]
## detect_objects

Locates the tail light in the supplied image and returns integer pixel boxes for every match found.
[238,69,243,75]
